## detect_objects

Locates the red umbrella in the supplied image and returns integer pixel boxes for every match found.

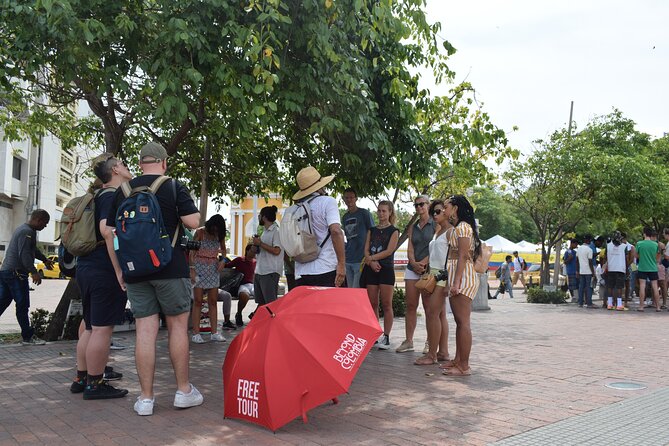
[222,286,382,431]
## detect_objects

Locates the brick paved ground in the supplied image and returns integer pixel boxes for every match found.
[1,295,668,445]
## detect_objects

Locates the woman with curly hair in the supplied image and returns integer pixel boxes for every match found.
[190,214,227,343]
[441,195,481,376]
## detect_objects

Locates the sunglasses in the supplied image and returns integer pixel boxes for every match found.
[431,209,444,216]
[414,202,427,208]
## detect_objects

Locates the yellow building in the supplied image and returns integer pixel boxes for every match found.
[228,194,288,256]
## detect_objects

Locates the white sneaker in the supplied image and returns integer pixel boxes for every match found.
[174,383,204,409]
[377,334,390,350]
[134,397,155,416]
[395,339,414,353]
[210,332,226,342]
[191,334,205,344]
[422,341,430,354]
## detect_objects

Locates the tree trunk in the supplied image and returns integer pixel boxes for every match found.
[44,279,80,342]
[198,139,211,226]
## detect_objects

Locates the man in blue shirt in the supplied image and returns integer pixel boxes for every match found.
[342,188,374,288]
[563,239,579,301]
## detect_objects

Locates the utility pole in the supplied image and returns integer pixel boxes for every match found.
[553,101,573,287]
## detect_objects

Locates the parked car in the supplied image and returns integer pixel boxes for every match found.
[35,255,66,279]
[525,263,566,289]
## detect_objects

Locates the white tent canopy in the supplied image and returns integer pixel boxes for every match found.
[483,235,538,253]
[516,240,541,252]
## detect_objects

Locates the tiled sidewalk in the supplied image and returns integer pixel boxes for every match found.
[1,298,668,445]
[493,387,669,445]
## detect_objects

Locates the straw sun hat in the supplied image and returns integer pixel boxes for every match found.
[292,166,335,200]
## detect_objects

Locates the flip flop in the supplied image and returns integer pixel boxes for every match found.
[443,364,471,377]
[414,355,437,365]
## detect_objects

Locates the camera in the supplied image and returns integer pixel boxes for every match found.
[434,269,448,282]
[179,236,201,251]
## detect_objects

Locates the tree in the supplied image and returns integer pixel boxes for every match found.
[505,110,669,286]
[471,187,538,242]
[1,0,512,203]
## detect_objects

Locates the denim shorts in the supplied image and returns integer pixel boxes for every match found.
[125,278,191,318]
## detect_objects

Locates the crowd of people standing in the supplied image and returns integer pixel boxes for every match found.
[1,158,487,417]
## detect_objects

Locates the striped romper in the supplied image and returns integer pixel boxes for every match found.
[447,222,480,300]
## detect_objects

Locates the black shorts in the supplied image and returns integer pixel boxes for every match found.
[606,271,626,289]
[361,264,395,286]
[637,271,659,282]
[77,267,128,329]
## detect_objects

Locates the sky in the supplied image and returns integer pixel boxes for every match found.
[209,1,669,220]
[424,0,669,156]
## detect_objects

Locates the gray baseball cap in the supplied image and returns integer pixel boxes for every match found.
[139,142,168,163]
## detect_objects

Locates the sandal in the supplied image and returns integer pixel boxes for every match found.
[438,359,457,370]
[443,364,471,377]
[414,355,437,365]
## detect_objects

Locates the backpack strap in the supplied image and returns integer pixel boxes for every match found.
[120,181,132,198]
[304,195,331,248]
[148,176,181,249]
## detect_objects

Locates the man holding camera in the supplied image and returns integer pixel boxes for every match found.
[106,142,201,416]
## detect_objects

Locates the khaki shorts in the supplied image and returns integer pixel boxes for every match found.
[126,278,192,318]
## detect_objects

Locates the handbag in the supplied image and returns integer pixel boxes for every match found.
[415,273,437,294]
[474,243,493,274]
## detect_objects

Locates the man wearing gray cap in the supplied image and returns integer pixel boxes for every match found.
[106,142,201,416]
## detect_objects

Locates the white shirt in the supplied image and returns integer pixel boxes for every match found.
[576,244,593,274]
[512,256,524,272]
[607,241,627,273]
[255,222,283,276]
[294,195,341,278]
[595,264,605,285]
[428,230,449,270]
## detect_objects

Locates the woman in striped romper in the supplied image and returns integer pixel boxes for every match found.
[442,195,480,377]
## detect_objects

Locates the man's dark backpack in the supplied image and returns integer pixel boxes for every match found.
[114,176,179,278]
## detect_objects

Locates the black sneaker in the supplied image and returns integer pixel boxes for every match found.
[222,321,236,330]
[83,382,129,400]
[103,366,122,381]
[70,377,86,394]
[235,313,244,327]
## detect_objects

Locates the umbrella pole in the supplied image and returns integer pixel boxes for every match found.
[301,391,309,423]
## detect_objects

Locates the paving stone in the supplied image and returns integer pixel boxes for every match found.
[2,298,669,444]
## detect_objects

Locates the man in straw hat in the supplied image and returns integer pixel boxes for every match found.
[292,166,346,287]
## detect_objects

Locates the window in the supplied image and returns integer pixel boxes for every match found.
[12,157,21,180]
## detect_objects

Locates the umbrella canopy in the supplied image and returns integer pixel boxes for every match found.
[223,286,382,431]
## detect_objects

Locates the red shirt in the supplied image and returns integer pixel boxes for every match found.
[225,257,256,284]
